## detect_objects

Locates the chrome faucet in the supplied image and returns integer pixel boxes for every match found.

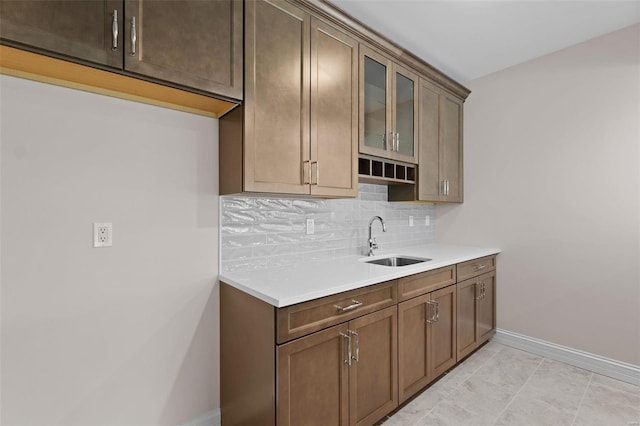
[368,216,387,256]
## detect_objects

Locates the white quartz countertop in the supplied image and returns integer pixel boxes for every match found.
[220,244,501,308]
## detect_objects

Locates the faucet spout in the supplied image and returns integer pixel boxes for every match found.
[368,216,386,256]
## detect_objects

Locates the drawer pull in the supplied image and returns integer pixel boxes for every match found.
[111,9,119,51]
[473,264,486,271]
[335,299,363,313]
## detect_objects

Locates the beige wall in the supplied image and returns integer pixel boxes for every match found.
[0,76,220,424]
[437,24,640,366]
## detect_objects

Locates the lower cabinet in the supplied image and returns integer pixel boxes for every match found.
[277,307,398,426]
[398,284,456,403]
[220,254,496,425]
[456,270,496,361]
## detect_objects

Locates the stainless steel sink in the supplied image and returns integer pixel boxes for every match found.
[365,255,431,267]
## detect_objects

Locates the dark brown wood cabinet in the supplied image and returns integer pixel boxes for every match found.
[221,254,497,425]
[359,45,419,164]
[0,0,123,68]
[222,0,358,197]
[124,0,242,99]
[456,265,496,361]
[398,281,456,402]
[389,78,464,203]
[1,0,243,100]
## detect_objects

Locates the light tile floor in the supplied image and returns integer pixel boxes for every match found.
[383,341,640,426]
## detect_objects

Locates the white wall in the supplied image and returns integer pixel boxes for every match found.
[0,76,220,425]
[437,24,640,366]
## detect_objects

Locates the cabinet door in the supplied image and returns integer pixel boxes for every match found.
[440,93,463,202]
[123,0,242,99]
[391,64,418,163]
[398,294,430,403]
[0,0,123,68]
[417,78,441,201]
[429,285,457,378]
[477,271,496,344]
[349,306,398,426]
[456,278,479,362]
[359,45,392,159]
[310,18,358,197]
[244,0,310,194]
[277,324,349,426]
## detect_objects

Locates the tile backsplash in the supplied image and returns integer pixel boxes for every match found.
[220,184,436,273]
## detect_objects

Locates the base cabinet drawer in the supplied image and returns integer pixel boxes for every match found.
[457,255,496,282]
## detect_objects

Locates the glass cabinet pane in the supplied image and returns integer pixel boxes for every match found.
[395,73,415,158]
[363,56,387,151]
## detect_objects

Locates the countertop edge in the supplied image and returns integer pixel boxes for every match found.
[220,245,501,308]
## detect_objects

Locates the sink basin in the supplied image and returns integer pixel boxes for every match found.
[365,255,431,267]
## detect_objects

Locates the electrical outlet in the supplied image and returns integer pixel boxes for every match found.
[306,218,315,235]
[425,216,430,226]
[408,216,414,227]
[93,223,113,247]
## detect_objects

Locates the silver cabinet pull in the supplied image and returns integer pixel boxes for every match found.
[390,132,395,151]
[302,160,311,184]
[340,332,352,366]
[311,161,318,185]
[426,300,438,323]
[111,10,119,51]
[395,132,400,152]
[335,299,363,313]
[475,282,484,300]
[445,179,450,196]
[130,16,137,56]
[350,330,359,362]
[482,283,486,299]
[473,264,487,272]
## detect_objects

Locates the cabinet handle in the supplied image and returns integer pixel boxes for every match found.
[445,179,450,196]
[395,132,400,152]
[311,161,318,185]
[302,161,311,185]
[335,299,363,313]
[111,10,119,51]
[440,179,447,196]
[130,16,137,56]
[340,332,352,366]
[475,282,484,300]
[350,330,359,362]
[482,283,486,299]
[473,264,486,272]
[426,300,438,323]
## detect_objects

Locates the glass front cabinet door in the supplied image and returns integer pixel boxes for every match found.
[360,45,418,164]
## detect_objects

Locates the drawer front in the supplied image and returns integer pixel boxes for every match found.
[456,255,496,282]
[277,280,397,344]
[398,266,456,302]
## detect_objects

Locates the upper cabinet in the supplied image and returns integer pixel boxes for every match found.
[417,79,463,202]
[360,45,419,164]
[389,78,464,203]
[220,0,358,197]
[123,0,242,100]
[0,0,124,68]
[0,0,243,100]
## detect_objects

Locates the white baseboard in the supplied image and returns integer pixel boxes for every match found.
[182,408,220,426]
[494,328,640,386]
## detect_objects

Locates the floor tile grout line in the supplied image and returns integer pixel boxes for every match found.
[411,342,507,425]
[570,373,594,426]
[490,357,546,425]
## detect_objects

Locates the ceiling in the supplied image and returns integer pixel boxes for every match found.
[330,0,640,83]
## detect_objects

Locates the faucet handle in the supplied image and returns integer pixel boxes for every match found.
[371,237,378,249]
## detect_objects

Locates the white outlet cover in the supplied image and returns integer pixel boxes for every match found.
[425,216,430,226]
[409,216,414,227]
[93,222,113,247]
[306,218,315,235]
